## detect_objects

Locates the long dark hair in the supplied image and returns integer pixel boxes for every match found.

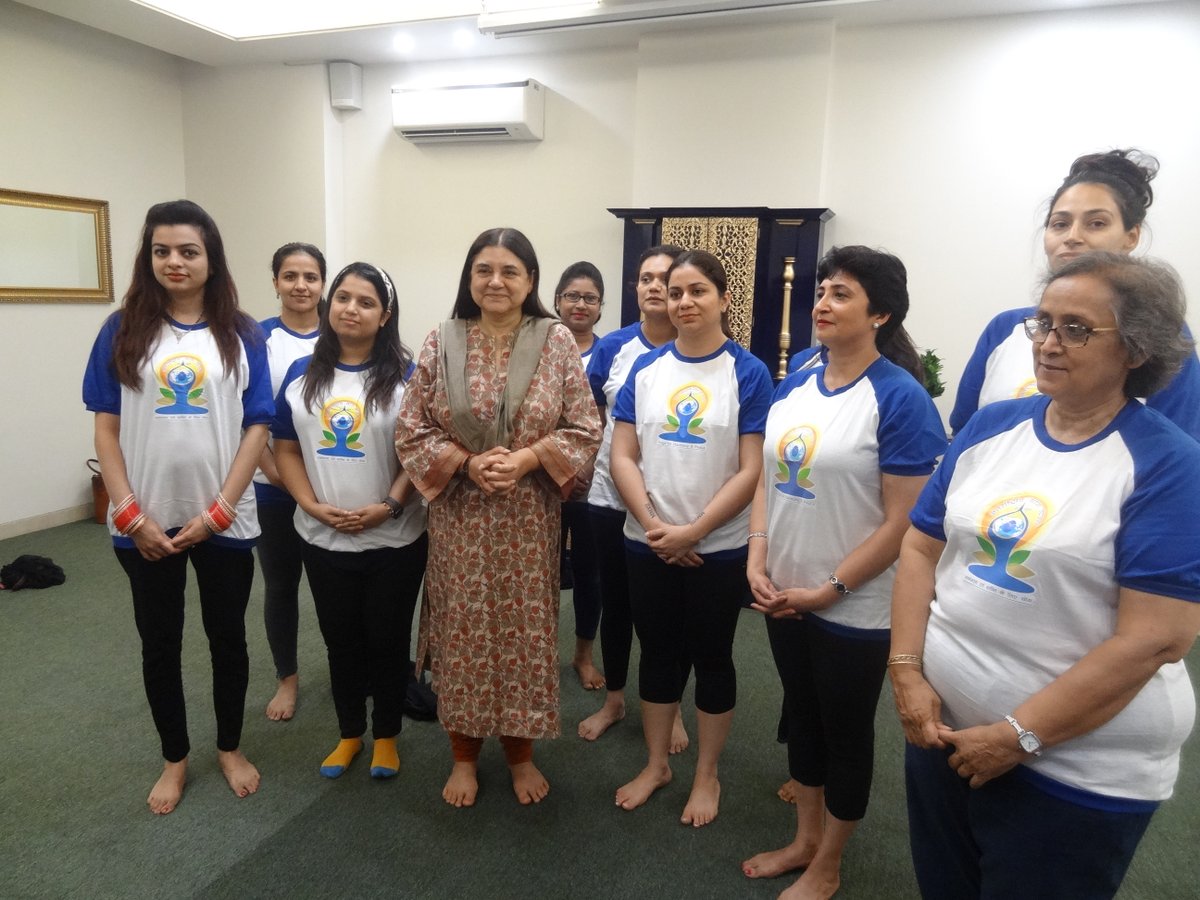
[111,199,258,389]
[301,262,413,416]
[816,246,924,384]
[1046,148,1158,231]
[450,227,552,320]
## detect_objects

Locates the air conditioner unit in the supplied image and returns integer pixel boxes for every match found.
[392,79,545,144]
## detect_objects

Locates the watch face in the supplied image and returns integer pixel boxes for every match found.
[1018,732,1040,753]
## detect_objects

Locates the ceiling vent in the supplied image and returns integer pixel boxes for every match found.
[391,79,545,144]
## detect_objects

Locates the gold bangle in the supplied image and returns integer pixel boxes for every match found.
[887,654,923,668]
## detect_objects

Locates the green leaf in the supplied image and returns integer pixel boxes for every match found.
[975,535,996,560]
[776,461,788,477]
[322,430,336,442]
[666,415,679,427]
[347,432,360,444]
[1010,549,1031,565]
[188,388,203,400]
[691,417,704,428]
[159,388,174,399]
[797,467,810,481]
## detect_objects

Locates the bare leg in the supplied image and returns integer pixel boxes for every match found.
[681,708,732,827]
[615,700,675,810]
[778,777,800,803]
[443,761,479,808]
[510,760,550,804]
[148,758,188,815]
[573,637,605,690]
[579,688,626,741]
[743,784,825,878]
[265,673,298,721]
[669,706,690,755]
[778,810,859,899]
[218,749,261,798]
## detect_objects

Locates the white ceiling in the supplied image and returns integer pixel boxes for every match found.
[13,0,1173,67]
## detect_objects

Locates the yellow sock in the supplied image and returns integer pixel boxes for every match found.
[319,737,362,778]
[370,737,399,779]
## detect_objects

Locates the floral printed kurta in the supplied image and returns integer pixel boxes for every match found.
[395,319,601,739]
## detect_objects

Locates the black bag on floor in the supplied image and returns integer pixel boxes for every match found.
[1,555,66,591]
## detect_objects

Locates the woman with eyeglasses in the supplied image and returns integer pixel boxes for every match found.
[553,261,606,690]
[892,254,1200,898]
[272,262,427,781]
[949,149,1200,440]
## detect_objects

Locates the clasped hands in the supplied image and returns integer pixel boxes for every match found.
[891,667,1023,789]
[466,446,537,496]
[645,520,702,567]
[747,570,827,618]
[309,501,391,534]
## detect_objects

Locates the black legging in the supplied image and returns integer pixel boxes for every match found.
[588,505,633,691]
[766,615,889,821]
[561,500,601,641]
[256,499,305,680]
[626,548,745,714]
[116,542,254,762]
[302,534,428,739]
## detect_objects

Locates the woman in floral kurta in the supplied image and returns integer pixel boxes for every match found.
[395,228,600,808]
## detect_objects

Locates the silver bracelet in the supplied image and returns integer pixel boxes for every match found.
[748,531,768,540]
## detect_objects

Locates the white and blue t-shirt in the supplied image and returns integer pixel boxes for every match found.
[586,322,658,511]
[613,339,773,557]
[949,306,1200,440]
[764,355,946,635]
[255,316,320,505]
[272,357,426,553]
[911,395,1200,807]
[82,314,274,549]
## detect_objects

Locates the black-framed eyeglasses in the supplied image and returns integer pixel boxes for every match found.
[560,291,601,306]
[1023,316,1118,348]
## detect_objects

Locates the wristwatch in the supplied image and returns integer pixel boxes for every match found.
[828,573,853,596]
[381,497,404,520]
[1004,715,1043,756]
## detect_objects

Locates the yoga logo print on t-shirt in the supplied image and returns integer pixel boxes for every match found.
[773,424,819,499]
[155,353,208,416]
[659,382,710,445]
[318,397,366,458]
[1012,379,1040,400]
[966,493,1050,597]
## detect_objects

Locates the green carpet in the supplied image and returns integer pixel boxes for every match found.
[0,520,1195,898]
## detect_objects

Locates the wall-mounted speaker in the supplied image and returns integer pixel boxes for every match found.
[329,61,363,111]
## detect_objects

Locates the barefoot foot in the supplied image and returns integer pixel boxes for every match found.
[615,764,672,810]
[669,710,690,755]
[147,758,187,815]
[778,778,800,804]
[573,659,606,690]
[778,864,841,900]
[681,773,720,828]
[579,697,625,741]
[265,674,298,721]
[510,760,550,805]
[742,841,819,879]
[443,761,478,808]
[218,749,261,798]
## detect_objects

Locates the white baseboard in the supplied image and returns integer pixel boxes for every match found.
[0,504,94,541]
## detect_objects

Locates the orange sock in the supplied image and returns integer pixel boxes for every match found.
[370,737,399,779]
[319,737,362,778]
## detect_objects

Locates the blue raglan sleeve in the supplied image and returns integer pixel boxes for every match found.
[270,356,311,441]
[587,333,619,409]
[734,351,773,434]
[241,331,275,427]
[1115,416,1200,602]
[949,307,1031,434]
[787,345,822,374]
[82,314,123,415]
[876,373,948,476]
[1145,325,1200,443]
[614,349,662,425]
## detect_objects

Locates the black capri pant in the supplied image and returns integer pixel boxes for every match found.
[626,547,745,714]
[766,615,889,822]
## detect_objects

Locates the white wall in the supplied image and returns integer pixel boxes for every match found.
[0,0,185,537]
[5,0,1199,533]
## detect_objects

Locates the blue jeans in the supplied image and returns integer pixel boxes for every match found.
[905,743,1154,899]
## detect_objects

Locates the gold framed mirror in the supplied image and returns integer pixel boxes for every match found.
[0,189,113,303]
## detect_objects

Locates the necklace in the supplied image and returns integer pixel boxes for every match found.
[167,311,206,343]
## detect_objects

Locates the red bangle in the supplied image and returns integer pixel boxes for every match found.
[206,499,234,532]
[112,495,143,534]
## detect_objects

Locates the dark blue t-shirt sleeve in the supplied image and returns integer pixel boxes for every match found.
[270,356,311,441]
[82,314,123,414]
[876,372,948,476]
[1145,326,1200,443]
[949,308,1031,434]
[734,350,773,434]
[241,333,275,427]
